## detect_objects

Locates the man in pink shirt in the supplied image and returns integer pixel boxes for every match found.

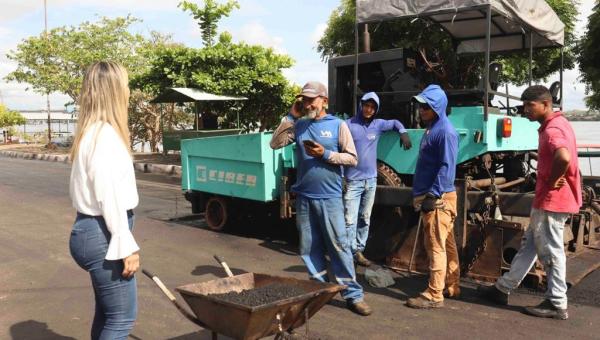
[479,85,582,320]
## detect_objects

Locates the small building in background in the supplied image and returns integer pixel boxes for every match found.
[12,110,77,144]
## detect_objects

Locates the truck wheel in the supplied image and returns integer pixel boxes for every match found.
[205,196,229,231]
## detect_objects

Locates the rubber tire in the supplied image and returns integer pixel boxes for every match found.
[205,196,229,231]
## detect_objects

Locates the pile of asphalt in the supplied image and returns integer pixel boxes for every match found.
[209,283,306,307]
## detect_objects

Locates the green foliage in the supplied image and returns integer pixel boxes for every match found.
[0,105,26,128]
[5,16,146,103]
[317,0,578,87]
[578,1,600,110]
[498,0,578,86]
[132,35,297,132]
[179,0,240,47]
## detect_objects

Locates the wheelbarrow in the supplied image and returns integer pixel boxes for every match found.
[143,256,345,340]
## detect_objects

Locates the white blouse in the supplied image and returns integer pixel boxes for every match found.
[69,122,140,260]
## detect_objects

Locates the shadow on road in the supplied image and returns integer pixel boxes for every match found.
[10,320,76,340]
[167,329,232,339]
[258,239,298,256]
[283,265,306,273]
[191,264,247,277]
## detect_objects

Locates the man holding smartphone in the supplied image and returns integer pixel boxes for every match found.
[344,92,412,267]
[270,81,372,316]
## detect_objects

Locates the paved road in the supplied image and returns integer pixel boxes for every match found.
[1,157,599,340]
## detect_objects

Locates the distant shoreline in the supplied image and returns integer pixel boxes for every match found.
[565,115,600,122]
[564,110,600,121]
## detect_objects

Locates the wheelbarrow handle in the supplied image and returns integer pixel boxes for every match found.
[141,268,206,328]
[213,255,234,278]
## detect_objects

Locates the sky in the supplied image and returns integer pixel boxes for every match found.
[0,0,595,111]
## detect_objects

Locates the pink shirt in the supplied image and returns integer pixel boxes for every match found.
[533,112,582,213]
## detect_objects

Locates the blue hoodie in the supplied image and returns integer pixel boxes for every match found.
[412,85,459,197]
[345,92,406,181]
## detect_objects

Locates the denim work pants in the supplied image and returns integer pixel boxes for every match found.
[343,177,377,254]
[296,195,364,303]
[69,211,137,340]
[496,208,569,309]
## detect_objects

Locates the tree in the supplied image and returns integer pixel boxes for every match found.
[179,0,240,47]
[5,16,146,104]
[578,1,600,110]
[132,33,298,132]
[0,105,26,142]
[318,0,578,88]
[128,90,192,152]
[0,105,26,129]
[5,17,181,150]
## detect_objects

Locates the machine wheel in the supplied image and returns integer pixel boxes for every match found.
[205,196,229,231]
[377,162,404,187]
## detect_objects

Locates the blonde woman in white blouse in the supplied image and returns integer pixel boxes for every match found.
[69,61,140,340]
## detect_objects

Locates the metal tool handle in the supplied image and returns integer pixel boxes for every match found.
[213,255,234,278]
[408,215,423,276]
[141,268,205,327]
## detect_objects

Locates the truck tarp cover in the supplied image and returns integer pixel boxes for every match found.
[356,0,565,53]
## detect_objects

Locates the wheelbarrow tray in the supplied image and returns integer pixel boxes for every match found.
[176,272,344,340]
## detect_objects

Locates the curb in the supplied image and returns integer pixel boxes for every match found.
[0,150,182,178]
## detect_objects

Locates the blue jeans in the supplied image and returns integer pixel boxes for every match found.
[496,208,569,309]
[296,195,364,303]
[70,211,137,340]
[343,178,377,254]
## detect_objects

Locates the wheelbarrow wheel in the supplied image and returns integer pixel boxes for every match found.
[205,196,229,231]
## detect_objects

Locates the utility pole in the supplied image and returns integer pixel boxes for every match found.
[44,0,52,146]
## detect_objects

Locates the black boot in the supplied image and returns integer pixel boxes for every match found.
[477,284,509,305]
[524,300,568,320]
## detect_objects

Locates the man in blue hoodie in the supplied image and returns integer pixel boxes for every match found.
[406,84,460,309]
[345,92,412,266]
[270,81,372,316]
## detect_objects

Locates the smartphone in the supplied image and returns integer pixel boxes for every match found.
[302,139,317,148]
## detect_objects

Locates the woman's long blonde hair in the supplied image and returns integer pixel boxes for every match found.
[70,61,131,161]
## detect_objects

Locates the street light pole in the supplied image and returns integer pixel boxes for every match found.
[44,0,52,146]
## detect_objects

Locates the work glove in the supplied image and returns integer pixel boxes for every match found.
[420,193,438,213]
[400,132,412,150]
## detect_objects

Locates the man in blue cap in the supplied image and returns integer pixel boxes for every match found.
[344,92,412,267]
[270,81,372,316]
[406,84,460,309]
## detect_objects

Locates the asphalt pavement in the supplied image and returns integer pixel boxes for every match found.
[1,156,599,339]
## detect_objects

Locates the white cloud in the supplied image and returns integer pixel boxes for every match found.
[283,59,328,87]
[575,0,596,36]
[0,0,43,22]
[0,0,180,22]
[229,21,286,54]
[310,22,327,47]
[236,0,270,17]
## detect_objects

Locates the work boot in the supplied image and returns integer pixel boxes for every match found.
[443,286,461,299]
[406,295,443,309]
[523,300,568,320]
[477,284,509,305]
[354,252,372,267]
[347,301,373,316]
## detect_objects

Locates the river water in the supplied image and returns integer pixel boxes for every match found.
[572,121,600,176]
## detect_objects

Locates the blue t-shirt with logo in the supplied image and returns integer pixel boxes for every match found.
[292,114,344,198]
